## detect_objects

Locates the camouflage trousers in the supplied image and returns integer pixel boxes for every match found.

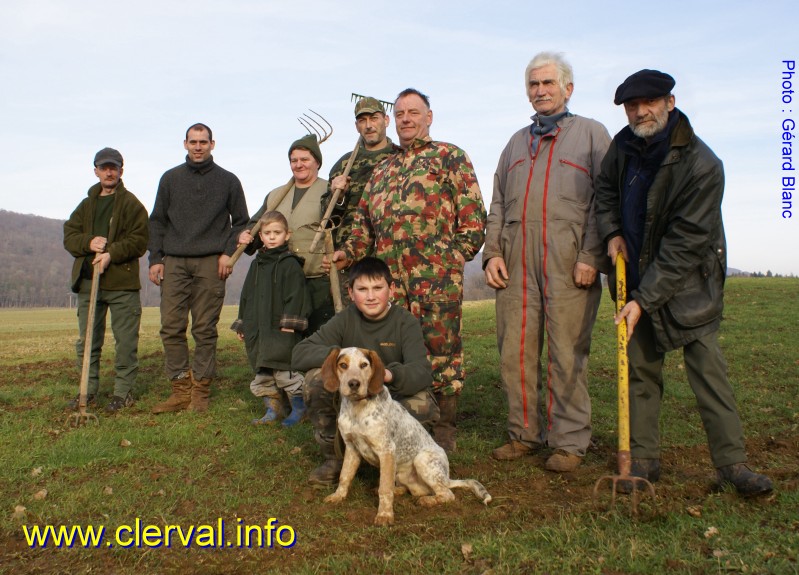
[403,296,464,396]
[303,368,440,449]
[249,368,304,399]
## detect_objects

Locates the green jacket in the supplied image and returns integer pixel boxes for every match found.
[291,303,433,398]
[63,181,149,292]
[595,111,727,352]
[238,245,309,371]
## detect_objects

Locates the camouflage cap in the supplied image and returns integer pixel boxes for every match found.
[354,96,385,117]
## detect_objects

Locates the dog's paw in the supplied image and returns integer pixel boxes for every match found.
[393,485,408,497]
[324,492,345,504]
[373,511,394,526]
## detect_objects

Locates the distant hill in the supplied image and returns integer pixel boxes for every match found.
[0,210,253,308]
[0,210,494,308]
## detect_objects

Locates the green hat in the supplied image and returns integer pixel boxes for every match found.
[288,134,322,168]
[354,96,385,117]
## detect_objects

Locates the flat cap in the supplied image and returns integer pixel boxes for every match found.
[93,147,123,167]
[354,96,385,117]
[614,69,675,105]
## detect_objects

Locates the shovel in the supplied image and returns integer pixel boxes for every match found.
[66,260,101,427]
[593,254,654,513]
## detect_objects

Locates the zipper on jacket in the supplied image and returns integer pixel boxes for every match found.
[559,158,589,176]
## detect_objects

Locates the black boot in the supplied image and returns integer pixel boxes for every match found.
[716,463,773,496]
[617,458,661,494]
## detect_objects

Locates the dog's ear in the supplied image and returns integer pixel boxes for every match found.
[320,347,342,393]
[365,348,385,396]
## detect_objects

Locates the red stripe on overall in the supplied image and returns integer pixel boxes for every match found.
[519,128,559,428]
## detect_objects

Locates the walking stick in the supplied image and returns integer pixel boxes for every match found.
[67,261,101,427]
[593,254,655,513]
[324,230,344,313]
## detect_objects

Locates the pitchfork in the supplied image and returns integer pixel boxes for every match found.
[593,254,655,514]
[66,261,101,428]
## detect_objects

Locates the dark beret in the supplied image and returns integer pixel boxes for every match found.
[614,69,675,105]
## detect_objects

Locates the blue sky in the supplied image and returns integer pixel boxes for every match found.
[1,0,797,274]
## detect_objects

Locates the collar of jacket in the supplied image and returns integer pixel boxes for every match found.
[620,109,691,157]
[403,136,433,152]
[185,155,215,174]
[87,181,125,199]
[361,137,401,156]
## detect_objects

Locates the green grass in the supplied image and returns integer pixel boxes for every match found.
[0,278,797,574]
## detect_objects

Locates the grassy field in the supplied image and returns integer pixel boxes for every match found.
[0,277,797,574]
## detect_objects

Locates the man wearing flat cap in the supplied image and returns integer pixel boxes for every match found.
[64,147,149,413]
[241,134,334,336]
[595,69,773,495]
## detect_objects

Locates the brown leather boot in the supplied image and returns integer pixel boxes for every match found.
[433,392,457,453]
[188,375,212,412]
[152,371,192,414]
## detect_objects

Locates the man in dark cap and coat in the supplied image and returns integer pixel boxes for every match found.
[595,69,773,495]
[64,147,149,413]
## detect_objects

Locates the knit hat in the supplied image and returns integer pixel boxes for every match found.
[93,147,123,167]
[288,134,322,168]
[614,69,675,105]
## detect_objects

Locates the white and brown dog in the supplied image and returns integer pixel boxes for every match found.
[320,346,491,526]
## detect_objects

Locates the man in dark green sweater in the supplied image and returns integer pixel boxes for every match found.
[63,147,149,413]
[292,257,439,486]
[148,123,249,414]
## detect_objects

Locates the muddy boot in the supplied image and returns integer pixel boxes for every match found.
[618,458,661,494]
[282,395,307,427]
[308,441,343,486]
[188,375,212,413]
[433,392,457,454]
[252,396,283,425]
[152,371,192,414]
[716,463,773,496]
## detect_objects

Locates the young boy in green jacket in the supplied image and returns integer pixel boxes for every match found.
[234,211,309,426]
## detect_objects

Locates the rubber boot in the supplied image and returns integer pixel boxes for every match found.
[282,395,307,427]
[308,441,343,486]
[152,371,192,414]
[252,397,282,425]
[188,375,212,412]
[433,392,457,453]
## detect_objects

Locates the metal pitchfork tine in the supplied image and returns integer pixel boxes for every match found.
[593,254,655,514]
[298,109,333,144]
[351,92,395,113]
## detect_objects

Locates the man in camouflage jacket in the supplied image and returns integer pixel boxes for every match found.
[333,88,487,452]
[322,96,400,303]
